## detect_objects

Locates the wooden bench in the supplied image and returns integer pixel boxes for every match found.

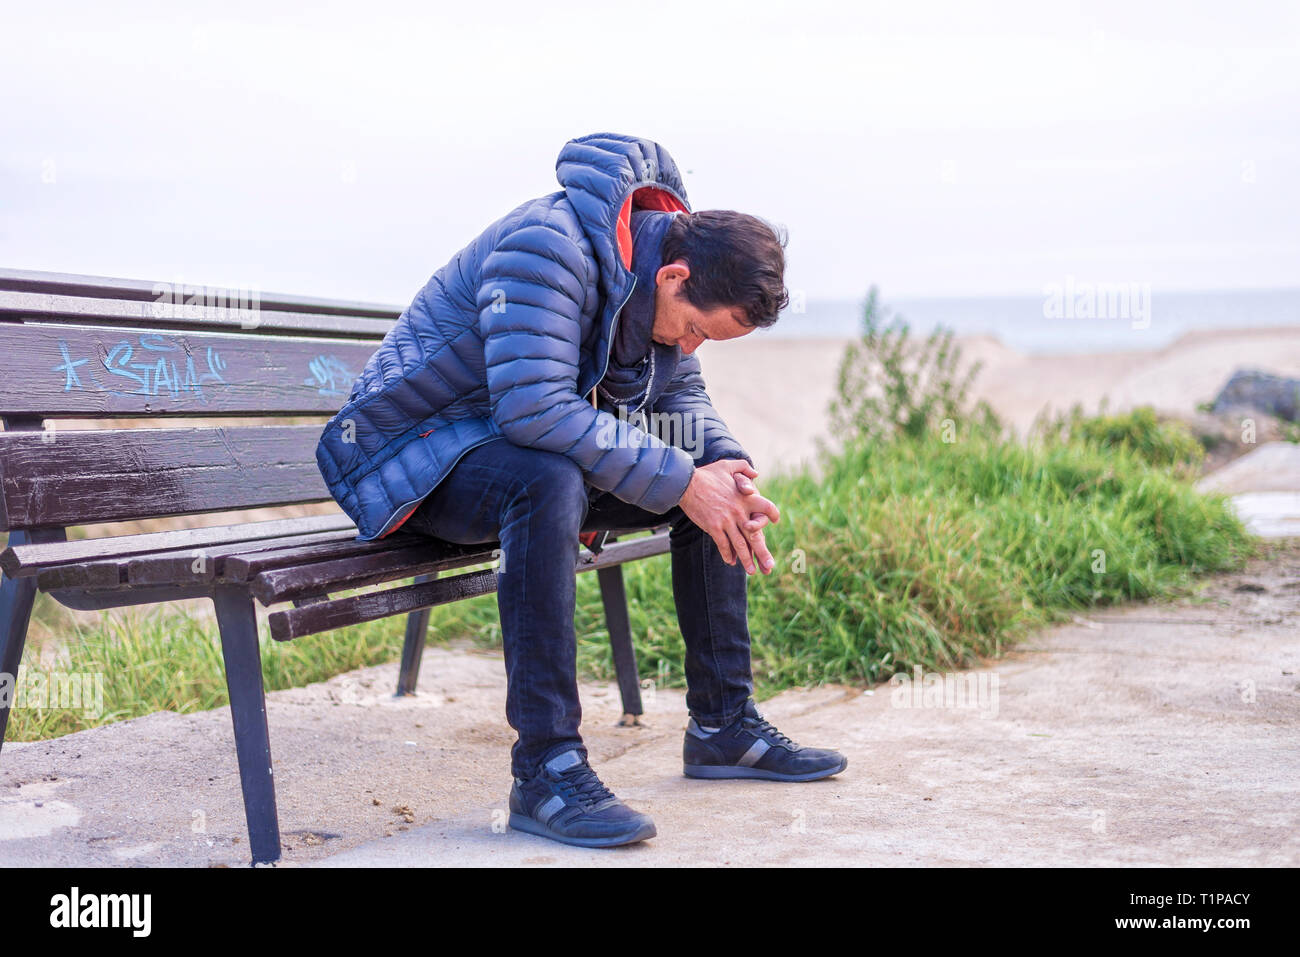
[0,268,668,864]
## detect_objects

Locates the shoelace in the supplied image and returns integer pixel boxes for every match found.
[554,762,616,808]
[744,712,796,748]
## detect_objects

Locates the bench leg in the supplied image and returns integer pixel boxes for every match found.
[597,564,643,725]
[212,585,281,865]
[396,574,433,696]
[0,569,40,755]
[0,527,65,755]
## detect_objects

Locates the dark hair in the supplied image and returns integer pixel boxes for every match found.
[661,210,789,328]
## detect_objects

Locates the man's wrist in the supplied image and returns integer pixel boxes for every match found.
[671,464,697,511]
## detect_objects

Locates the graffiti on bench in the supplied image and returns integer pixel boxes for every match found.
[50,334,356,405]
[303,353,355,397]
[53,335,228,402]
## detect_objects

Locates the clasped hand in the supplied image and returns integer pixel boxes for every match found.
[677,458,781,575]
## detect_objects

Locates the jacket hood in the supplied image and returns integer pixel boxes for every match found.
[555,133,692,308]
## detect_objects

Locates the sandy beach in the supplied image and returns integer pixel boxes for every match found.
[697,325,1300,476]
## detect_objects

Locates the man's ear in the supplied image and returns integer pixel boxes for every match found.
[655,260,690,289]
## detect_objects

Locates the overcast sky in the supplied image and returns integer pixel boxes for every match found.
[2,0,1297,305]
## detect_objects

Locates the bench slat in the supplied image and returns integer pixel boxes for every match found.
[0,321,377,417]
[125,529,362,588]
[270,567,500,640]
[267,532,671,640]
[0,424,332,529]
[0,290,395,339]
[38,561,124,591]
[220,532,437,582]
[0,513,354,576]
[33,526,361,592]
[0,268,402,319]
[249,541,499,605]
[48,581,218,611]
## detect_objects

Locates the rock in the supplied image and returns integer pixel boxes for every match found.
[1211,369,1300,422]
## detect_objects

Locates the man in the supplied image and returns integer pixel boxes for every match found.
[316,132,846,849]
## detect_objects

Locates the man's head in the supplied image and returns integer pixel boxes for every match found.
[651,210,789,355]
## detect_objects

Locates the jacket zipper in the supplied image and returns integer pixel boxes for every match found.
[589,273,637,405]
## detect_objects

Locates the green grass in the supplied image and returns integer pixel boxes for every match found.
[577,425,1255,695]
[6,578,502,741]
[1035,404,1207,473]
[5,418,1256,742]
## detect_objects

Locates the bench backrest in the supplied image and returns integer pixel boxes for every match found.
[0,269,397,531]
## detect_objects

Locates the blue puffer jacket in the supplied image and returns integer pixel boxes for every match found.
[316,132,749,541]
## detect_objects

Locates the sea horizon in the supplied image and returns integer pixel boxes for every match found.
[763,287,1300,355]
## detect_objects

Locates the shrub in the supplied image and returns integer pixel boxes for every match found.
[826,286,998,446]
[1035,403,1205,473]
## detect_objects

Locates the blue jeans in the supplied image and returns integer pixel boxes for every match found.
[400,436,755,779]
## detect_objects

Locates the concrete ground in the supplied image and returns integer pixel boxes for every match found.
[2,537,1297,868]
[1198,442,1300,539]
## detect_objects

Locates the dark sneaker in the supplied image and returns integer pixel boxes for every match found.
[508,748,657,848]
[683,699,848,782]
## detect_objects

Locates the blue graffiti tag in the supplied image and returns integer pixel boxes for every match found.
[52,341,89,391]
[305,355,355,396]
[55,335,228,403]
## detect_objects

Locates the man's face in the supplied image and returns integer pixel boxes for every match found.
[650,260,754,355]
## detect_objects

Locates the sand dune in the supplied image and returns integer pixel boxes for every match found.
[696,325,1300,475]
